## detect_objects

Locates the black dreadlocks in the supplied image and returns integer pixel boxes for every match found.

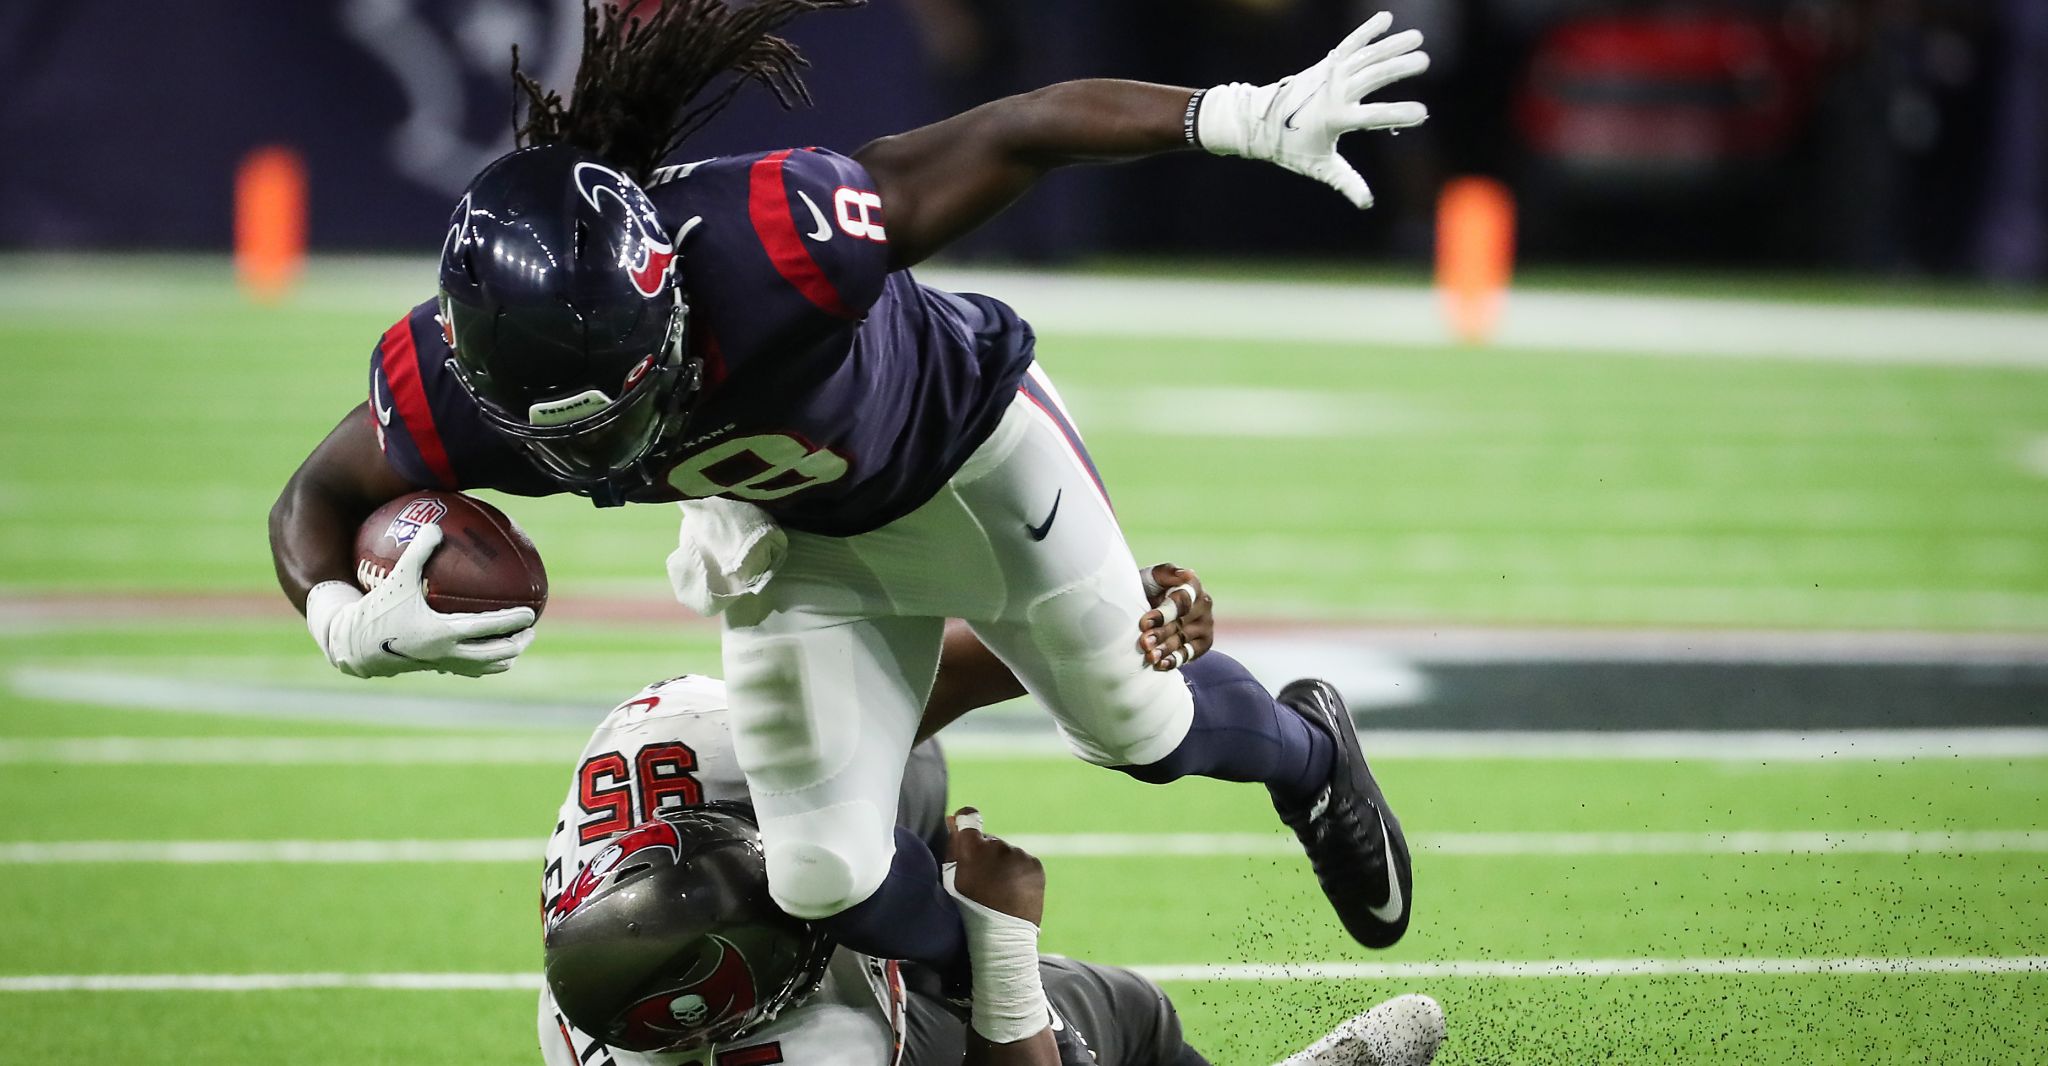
[513,0,865,183]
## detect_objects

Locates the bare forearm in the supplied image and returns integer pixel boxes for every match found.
[858,80,1196,267]
[919,620,1027,741]
[270,481,359,615]
[975,79,1194,166]
[964,1029,1058,1066]
[864,15,1431,262]
[269,405,419,613]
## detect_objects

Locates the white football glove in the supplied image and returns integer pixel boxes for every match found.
[1194,11,1429,209]
[303,523,536,679]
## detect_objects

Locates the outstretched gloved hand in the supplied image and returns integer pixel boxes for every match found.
[1193,11,1430,209]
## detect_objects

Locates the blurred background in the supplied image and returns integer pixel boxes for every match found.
[4,0,2046,280]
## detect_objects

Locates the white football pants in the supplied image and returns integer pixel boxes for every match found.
[719,366,1196,919]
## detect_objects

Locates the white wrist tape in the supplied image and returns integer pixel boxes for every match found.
[303,580,364,665]
[1193,81,1270,158]
[942,864,1047,1045]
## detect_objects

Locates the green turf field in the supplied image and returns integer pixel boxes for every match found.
[5,257,2048,627]
[1,257,2045,1063]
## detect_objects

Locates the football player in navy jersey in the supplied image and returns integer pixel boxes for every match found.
[271,0,1429,993]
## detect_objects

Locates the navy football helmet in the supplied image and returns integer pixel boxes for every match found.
[438,144,699,505]
[544,803,835,1052]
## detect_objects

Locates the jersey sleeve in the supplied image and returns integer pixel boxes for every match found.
[743,147,892,323]
[367,299,551,493]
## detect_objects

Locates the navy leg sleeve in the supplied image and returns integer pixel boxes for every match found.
[815,825,969,981]
[1116,652,1332,804]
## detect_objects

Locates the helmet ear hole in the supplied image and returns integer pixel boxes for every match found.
[460,249,480,284]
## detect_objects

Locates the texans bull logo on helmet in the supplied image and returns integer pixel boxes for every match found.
[547,818,684,930]
[573,161,677,298]
[616,934,760,1046]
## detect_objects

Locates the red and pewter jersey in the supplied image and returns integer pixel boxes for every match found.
[372,147,1037,537]
[538,675,908,1066]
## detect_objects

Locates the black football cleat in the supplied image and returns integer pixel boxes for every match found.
[1270,678,1413,949]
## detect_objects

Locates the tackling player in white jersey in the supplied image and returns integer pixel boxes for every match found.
[538,579,1444,1066]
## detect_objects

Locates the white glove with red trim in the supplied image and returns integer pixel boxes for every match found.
[303,523,536,678]
[1194,11,1429,209]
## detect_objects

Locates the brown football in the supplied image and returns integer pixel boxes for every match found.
[355,491,548,618]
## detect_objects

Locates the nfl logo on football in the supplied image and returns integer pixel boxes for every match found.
[385,498,448,547]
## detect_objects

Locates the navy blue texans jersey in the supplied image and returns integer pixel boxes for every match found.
[369,147,1037,536]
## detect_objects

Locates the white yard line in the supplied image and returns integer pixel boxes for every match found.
[1014,830,2048,858]
[938,728,2048,761]
[7,669,598,731]
[6,728,2048,765]
[1131,957,2048,981]
[0,973,543,992]
[7,956,2047,992]
[918,268,2048,367]
[0,840,543,863]
[7,257,2047,366]
[0,736,578,765]
[7,831,2045,865]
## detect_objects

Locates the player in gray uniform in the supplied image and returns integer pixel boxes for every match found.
[540,624,1443,1066]
[541,677,1213,1066]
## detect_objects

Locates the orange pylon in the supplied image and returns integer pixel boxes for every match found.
[235,146,308,303]
[1435,176,1515,345]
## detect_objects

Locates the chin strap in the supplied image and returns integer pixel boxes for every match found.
[586,482,629,508]
[582,359,703,510]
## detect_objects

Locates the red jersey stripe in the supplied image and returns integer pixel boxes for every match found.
[747,149,856,320]
[378,317,458,487]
